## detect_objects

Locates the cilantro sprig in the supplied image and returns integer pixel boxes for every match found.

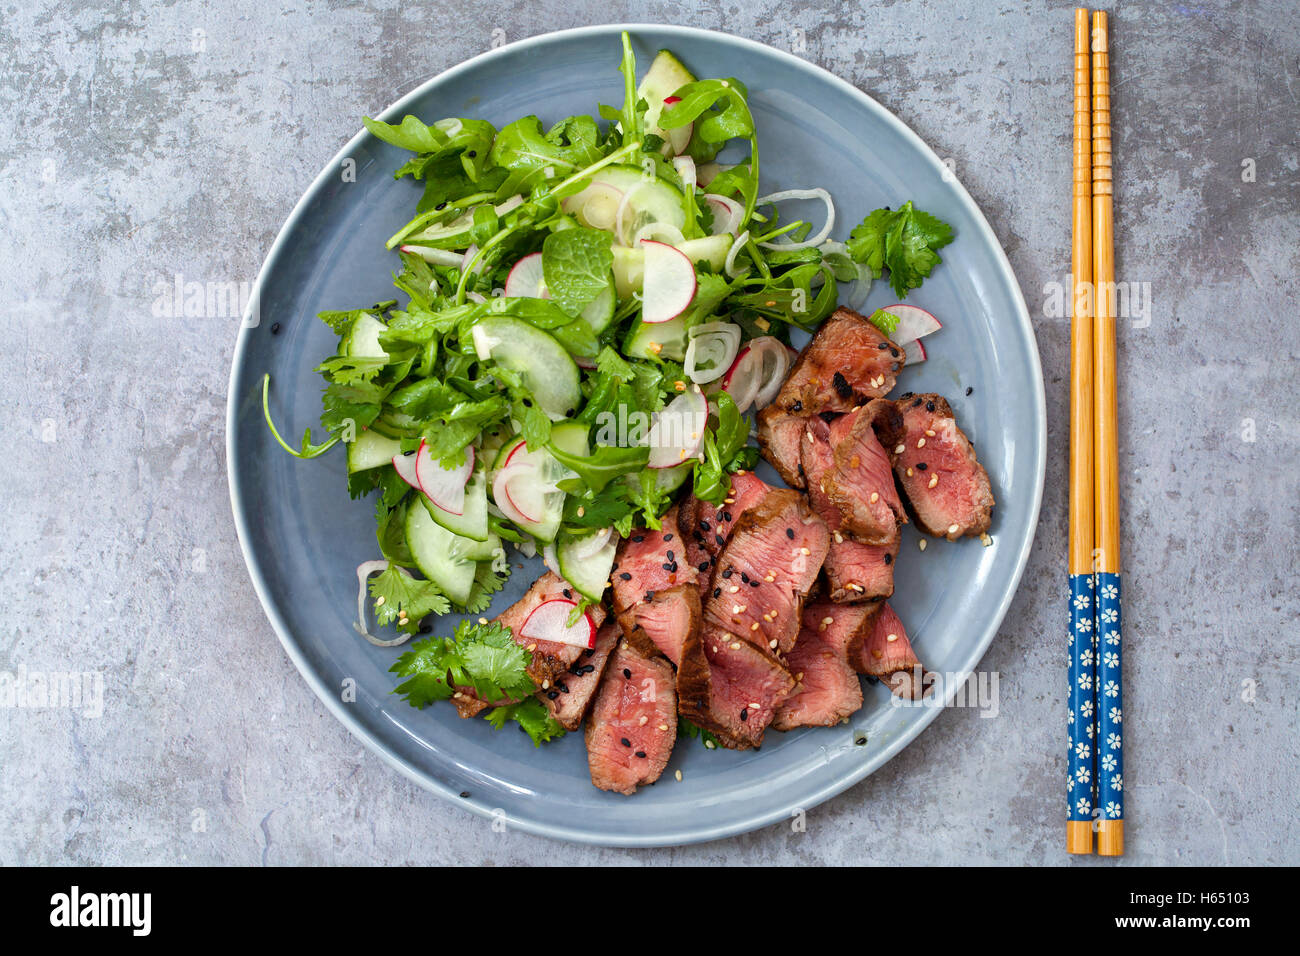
[846,201,955,298]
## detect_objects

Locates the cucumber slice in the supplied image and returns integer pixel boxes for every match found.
[451,531,501,562]
[405,503,476,605]
[638,50,698,145]
[368,407,422,440]
[347,430,401,473]
[557,531,618,602]
[612,235,732,296]
[563,165,685,245]
[548,420,591,457]
[624,312,690,362]
[344,314,389,359]
[492,434,525,471]
[622,462,693,497]
[471,316,581,421]
[419,467,489,541]
[580,281,616,334]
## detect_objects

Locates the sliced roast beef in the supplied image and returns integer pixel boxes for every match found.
[756,404,807,489]
[585,640,678,794]
[773,602,868,730]
[703,489,830,657]
[680,471,772,589]
[771,307,903,416]
[893,393,995,540]
[799,416,899,601]
[677,624,796,749]
[610,505,700,667]
[616,584,700,669]
[539,619,619,731]
[496,572,606,687]
[821,401,907,546]
[848,600,926,699]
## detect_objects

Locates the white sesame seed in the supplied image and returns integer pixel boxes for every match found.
[906,467,914,477]
[886,633,898,643]
[870,492,879,503]
[918,539,928,551]
[374,595,386,607]
[478,617,489,625]
[833,532,843,543]
[769,639,779,649]
[799,547,810,555]
[948,524,960,535]
[732,604,746,614]
[639,715,648,725]
[675,769,683,781]
[728,585,740,593]
[750,622,760,631]
[541,680,549,689]
[749,702,761,710]
[928,474,939,488]
[731,641,743,649]
[822,616,834,626]
[894,444,905,455]
[925,429,936,437]
[917,437,926,448]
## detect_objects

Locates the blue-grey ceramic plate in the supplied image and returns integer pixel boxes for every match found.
[227,25,1045,847]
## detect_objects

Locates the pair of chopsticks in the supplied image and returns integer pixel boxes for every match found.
[1067,8,1124,857]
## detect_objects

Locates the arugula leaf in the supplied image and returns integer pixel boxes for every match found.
[692,391,750,504]
[617,32,643,148]
[484,698,567,746]
[542,228,614,317]
[549,442,650,494]
[846,201,954,298]
[369,565,449,631]
[489,116,606,193]
[658,78,754,143]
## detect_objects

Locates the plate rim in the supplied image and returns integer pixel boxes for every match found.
[225,23,1046,847]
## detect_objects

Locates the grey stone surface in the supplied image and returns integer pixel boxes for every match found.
[1,0,1297,865]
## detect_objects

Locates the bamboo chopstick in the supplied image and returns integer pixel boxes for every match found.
[1066,6,1097,856]
[1091,9,1125,857]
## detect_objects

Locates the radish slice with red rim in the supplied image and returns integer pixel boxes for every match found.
[879,304,942,345]
[461,244,481,276]
[646,385,709,468]
[391,449,421,490]
[684,321,742,384]
[902,338,927,366]
[492,461,542,524]
[504,251,548,298]
[519,599,597,649]
[542,543,561,578]
[703,194,743,236]
[640,240,697,323]
[415,440,474,515]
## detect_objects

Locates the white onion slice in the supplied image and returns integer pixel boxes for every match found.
[465,291,486,304]
[398,245,464,268]
[578,182,624,231]
[755,188,836,251]
[703,194,744,236]
[460,243,481,275]
[435,118,464,138]
[748,336,795,409]
[633,221,686,247]
[724,229,751,278]
[571,527,614,560]
[684,321,742,384]
[354,560,412,647]
[542,543,561,577]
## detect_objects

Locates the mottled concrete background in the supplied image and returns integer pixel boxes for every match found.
[1,0,1296,865]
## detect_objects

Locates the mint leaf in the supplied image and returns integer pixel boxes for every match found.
[542,228,614,318]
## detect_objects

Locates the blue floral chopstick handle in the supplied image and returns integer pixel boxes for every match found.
[1095,572,1123,821]
[1067,573,1097,824]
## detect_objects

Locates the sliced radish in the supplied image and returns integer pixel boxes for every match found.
[684,321,742,384]
[504,252,548,298]
[703,194,744,236]
[902,338,927,366]
[880,304,942,345]
[661,96,692,155]
[646,386,709,468]
[640,240,696,323]
[391,450,421,490]
[414,440,473,515]
[493,461,541,524]
[518,599,597,649]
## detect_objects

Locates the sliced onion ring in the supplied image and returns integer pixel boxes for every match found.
[748,336,795,409]
[614,180,652,246]
[684,321,742,384]
[724,229,751,279]
[703,193,744,236]
[755,188,836,251]
[633,221,686,247]
[571,527,614,560]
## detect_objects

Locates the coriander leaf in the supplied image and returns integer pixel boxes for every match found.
[541,228,614,317]
[369,565,449,630]
[677,715,721,748]
[484,698,567,746]
[391,619,534,710]
[316,354,388,385]
[460,559,510,614]
[846,201,954,297]
[321,380,386,433]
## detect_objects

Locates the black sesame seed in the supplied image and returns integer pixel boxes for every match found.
[562,588,572,599]
[621,737,631,747]
[900,392,914,399]
[750,579,760,587]
[419,623,433,634]
[556,681,569,694]
[786,528,795,539]
[566,408,575,416]
[722,511,733,523]
[740,708,749,722]
[966,386,974,396]
[715,534,726,547]
[620,572,632,581]
[662,562,673,572]
[521,397,532,407]
[546,690,560,700]
[698,561,709,573]
[466,149,477,157]
[623,669,632,680]
[713,587,721,598]
[791,400,803,413]
[665,550,675,561]
[854,734,868,746]
[459,790,470,798]
[633,535,645,543]
[270,322,281,335]
[645,590,655,602]
[925,400,936,412]
[699,520,710,532]
[663,533,673,542]
[877,342,889,350]
[889,347,899,358]
[740,572,749,583]
[912,398,923,408]
[883,553,893,565]
[635,750,647,759]
[722,568,733,579]
[436,202,449,211]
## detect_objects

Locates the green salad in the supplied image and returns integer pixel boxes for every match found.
[264,33,953,742]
